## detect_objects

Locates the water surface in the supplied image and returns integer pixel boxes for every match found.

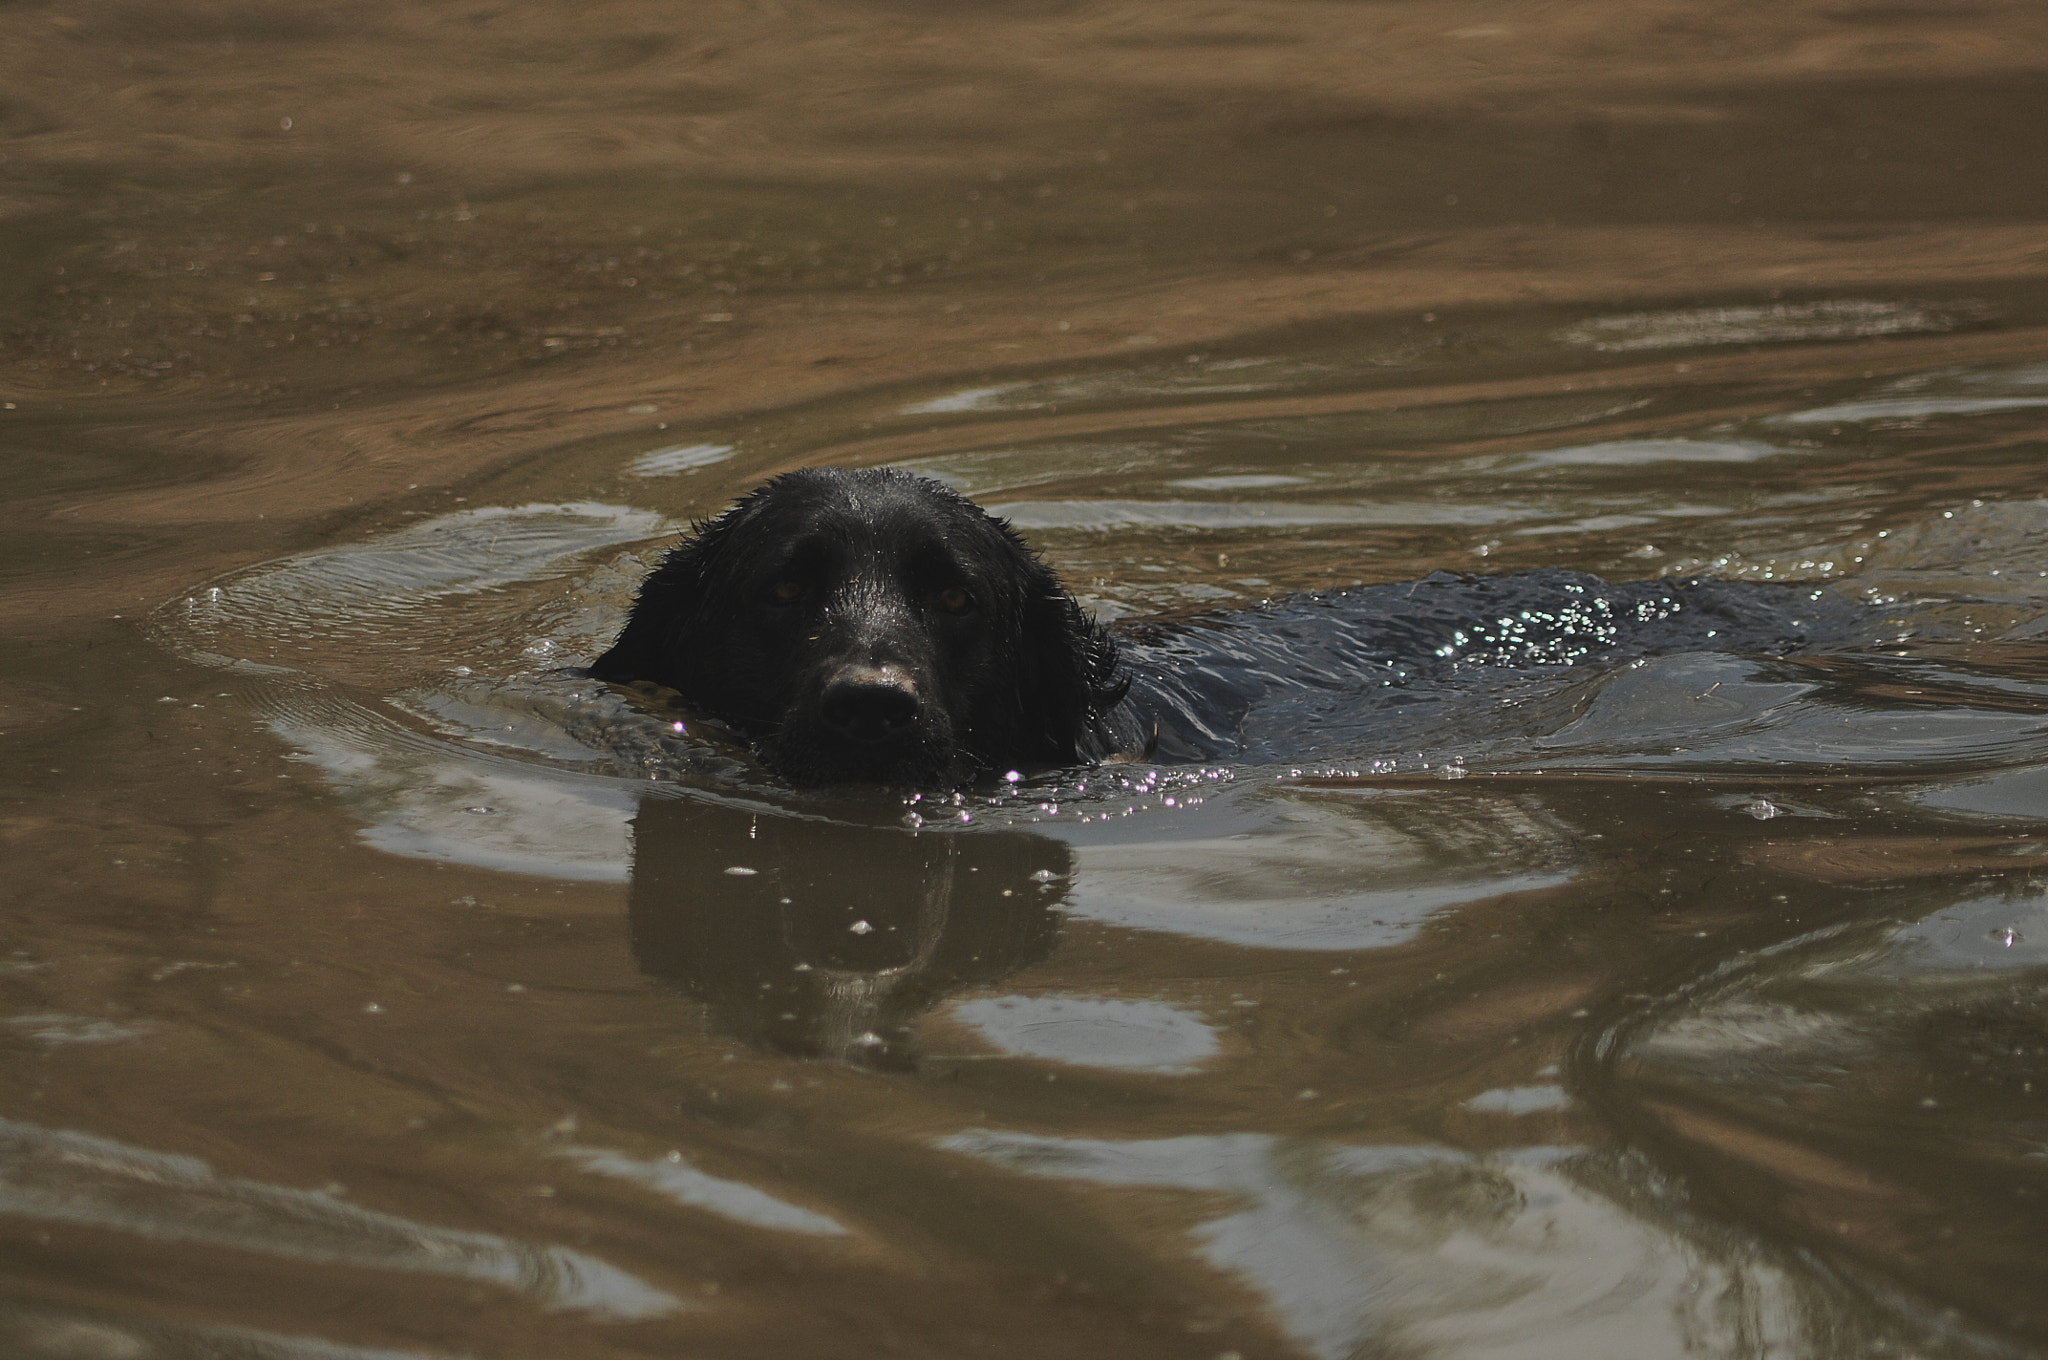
[6,4,2048,1358]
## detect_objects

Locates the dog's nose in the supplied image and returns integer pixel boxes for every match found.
[819,667,920,743]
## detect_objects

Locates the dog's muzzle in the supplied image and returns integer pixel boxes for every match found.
[817,664,922,745]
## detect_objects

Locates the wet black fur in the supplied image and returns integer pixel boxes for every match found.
[591,467,1127,785]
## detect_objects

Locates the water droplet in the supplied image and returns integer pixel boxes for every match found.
[1993,926,2023,947]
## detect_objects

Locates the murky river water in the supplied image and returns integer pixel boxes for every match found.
[6,4,2048,1358]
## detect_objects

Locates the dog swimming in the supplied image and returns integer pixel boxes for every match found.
[591,467,1874,786]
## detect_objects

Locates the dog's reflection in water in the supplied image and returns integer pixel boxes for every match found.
[628,796,1066,1065]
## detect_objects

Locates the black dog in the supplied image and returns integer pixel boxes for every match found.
[591,467,1126,785]
[592,466,1873,785]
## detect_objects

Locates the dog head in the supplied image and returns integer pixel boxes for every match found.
[592,467,1125,786]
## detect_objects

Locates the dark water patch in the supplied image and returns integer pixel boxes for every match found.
[629,798,1067,1065]
[1232,71,2048,230]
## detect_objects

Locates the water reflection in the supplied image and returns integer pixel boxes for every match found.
[0,1302,458,1360]
[1059,781,1578,951]
[1592,877,2048,1341]
[1557,299,1975,352]
[947,995,1222,1073]
[1507,438,1785,469]
[940,1132,1950,1360]
[627,797,1065,1065]
[0,1119,677,1320]
[630,443,736,477]
[553,1145,850,1237]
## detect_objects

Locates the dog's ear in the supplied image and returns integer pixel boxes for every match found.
[1012,570,1128,763]
[589,528,718,684]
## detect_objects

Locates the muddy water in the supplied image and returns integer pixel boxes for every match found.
[7,3,2048,1358]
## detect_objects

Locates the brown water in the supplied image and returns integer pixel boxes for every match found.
[6,4,2048,1357]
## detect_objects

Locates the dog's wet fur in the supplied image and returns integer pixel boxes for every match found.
[592,466,1872,786]
[591,467,1126,785]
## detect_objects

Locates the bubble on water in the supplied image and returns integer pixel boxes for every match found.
[848,920,873,935]
[1992,926,2023,947]
[1744,799,1780,820]
[723,865,758,876]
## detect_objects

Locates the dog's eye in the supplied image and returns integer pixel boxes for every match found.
[936,586,974,615]
[768,580,806,605]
